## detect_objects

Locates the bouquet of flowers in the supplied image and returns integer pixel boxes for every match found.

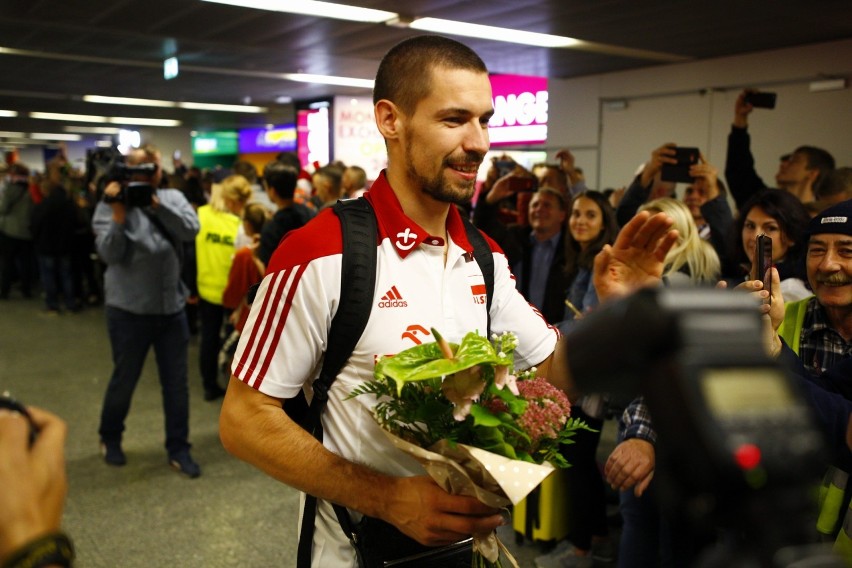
[349,329,594,568]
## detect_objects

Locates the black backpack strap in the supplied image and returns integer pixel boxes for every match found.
[297,197,377,568]
[462,216,494,337]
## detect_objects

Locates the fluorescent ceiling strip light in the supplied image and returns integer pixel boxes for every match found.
[30,112,181,127]
[30,112,107,123]
[284,73,374,89]
[0,110,18,117]
[63,126,123,134]
[111,117,182,127]
[30,133,82,141]
[84,95,267,113]
[0,131,25,137]
[406,18,579,48]
[202,0,397,23]
[177,101,267,113]
[403,17,688,61]
[84,95,174,108]
[0,139,43,146]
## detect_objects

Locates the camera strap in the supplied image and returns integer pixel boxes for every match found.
[142,208,184,268]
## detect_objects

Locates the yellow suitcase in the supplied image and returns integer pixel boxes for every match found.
[512,466,571,543]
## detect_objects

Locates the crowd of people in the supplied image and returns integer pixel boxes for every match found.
[1,33,850,568]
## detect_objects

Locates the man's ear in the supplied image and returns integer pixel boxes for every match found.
[805,167,821,188]
[375,99,402,141]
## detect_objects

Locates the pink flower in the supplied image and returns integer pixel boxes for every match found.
[493,365,519,396]
[442,366,486,421]
[516,378,572,449]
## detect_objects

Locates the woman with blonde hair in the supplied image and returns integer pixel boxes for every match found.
[217,174,254,248]
[639,197,720,284]
[195,175,251,400]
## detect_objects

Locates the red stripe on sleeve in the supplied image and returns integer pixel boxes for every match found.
[253,263,309,387]
[236,268,290,386]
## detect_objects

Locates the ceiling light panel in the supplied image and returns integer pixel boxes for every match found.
[84,95,175,108]
[30,112,181,127]
[406,18,580,49]
[110,117,182,127]
[177,102,267,113]
[30,133,82,141]
[30,112,108,123]
[284,73,374,89]
[202,0,397,23]
[63,126,123,134]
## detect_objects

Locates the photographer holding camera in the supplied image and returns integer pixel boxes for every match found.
[91,144,201,477]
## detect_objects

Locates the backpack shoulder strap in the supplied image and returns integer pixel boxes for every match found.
[297,197,377,568]
[311,197,378,415]
[461,215,494,336]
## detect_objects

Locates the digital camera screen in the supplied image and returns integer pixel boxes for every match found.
[700,367,795,418]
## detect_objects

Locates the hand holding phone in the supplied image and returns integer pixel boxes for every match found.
[744,91,777,109]
[755,234,773,305]
[506,176,537,193]
[660,147,700,183]
[494,159,516,178]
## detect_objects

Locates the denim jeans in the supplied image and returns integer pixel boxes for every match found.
[99,307,191,457]
[37,254,76,310]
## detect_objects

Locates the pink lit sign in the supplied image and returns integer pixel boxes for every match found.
[488,74,548,147]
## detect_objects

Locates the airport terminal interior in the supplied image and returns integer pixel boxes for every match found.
[2,2,852,567]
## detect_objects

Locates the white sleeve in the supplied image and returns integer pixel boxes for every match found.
[488,250,559,370]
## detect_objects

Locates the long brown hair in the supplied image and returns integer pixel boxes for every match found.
[563,191,619,282]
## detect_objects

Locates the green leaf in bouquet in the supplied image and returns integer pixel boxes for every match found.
[469,404,502,427]
[375,331,502,394]
[471,424,520,460]
[414,398,453,423]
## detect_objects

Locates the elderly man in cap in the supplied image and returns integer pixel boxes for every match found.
[776,199,852,544]
[778,199,852,373]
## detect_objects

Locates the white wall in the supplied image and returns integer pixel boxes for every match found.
[546,38,852,194]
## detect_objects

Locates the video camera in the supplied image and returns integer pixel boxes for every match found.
[85,146,157,208]
[563,287,840,566]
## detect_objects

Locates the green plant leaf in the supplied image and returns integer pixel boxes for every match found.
[375,331,503,394]
[469,404,502,427]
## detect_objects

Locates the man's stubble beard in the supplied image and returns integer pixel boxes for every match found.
[403,135,481,206]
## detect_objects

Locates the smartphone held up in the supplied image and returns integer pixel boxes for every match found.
[754,234,773,305]
[744,91,777,109]
[660,146,700,183]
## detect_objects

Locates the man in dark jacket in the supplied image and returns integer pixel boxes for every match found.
[257,161,315,266]
[474,179,568,324]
